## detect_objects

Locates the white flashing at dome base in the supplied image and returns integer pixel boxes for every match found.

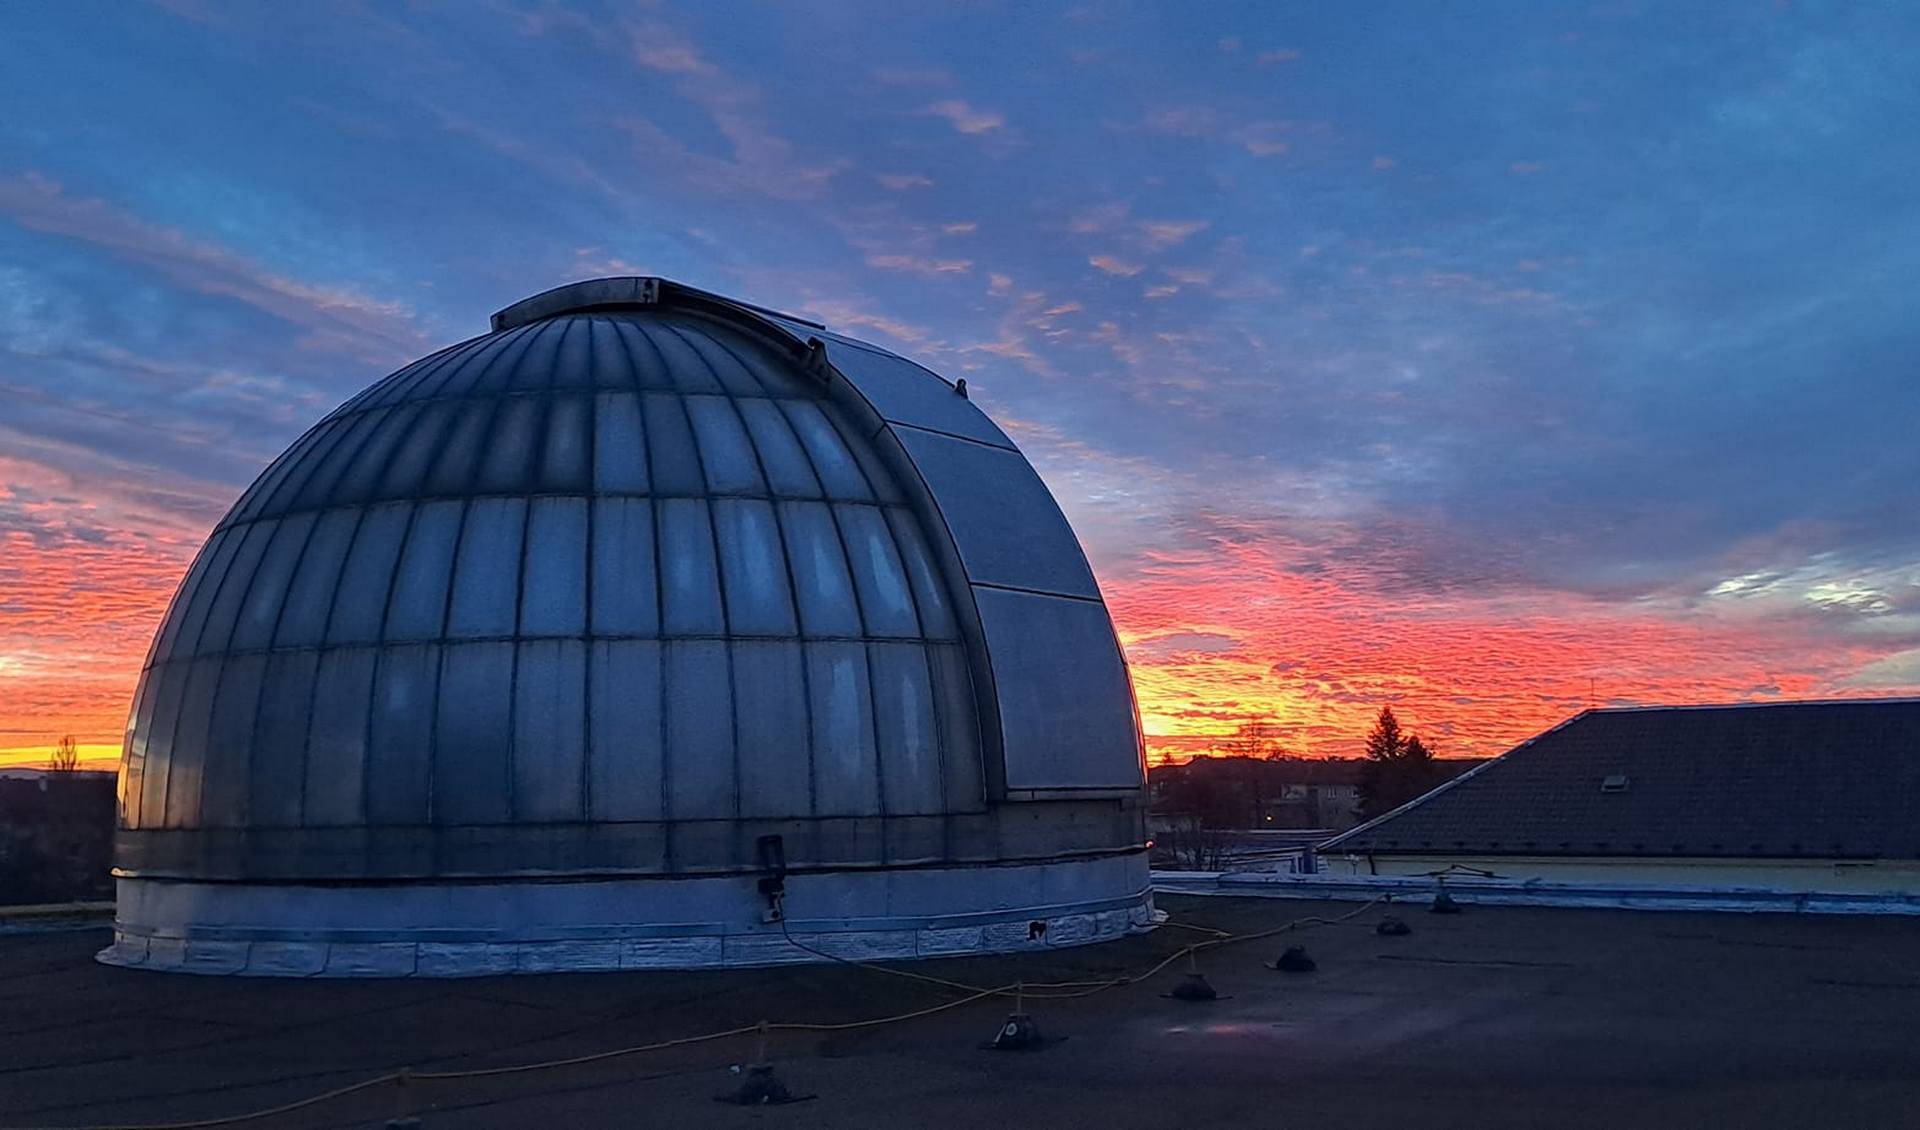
[99,854,1156,977]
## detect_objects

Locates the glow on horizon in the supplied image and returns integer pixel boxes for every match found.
[3,5,1919,769]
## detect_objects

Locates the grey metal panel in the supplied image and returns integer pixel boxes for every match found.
[731,640,811,819]
[304,648,376,825]
[434,642,514,825]
[592,392,650,493]
[642,392,704,494]
[133,661,190,830]
[192,520,277,655]
[825,403,903,504]
[584,316,627,392]
[665,641,733,820]
[658,499,723,635]
[685,395,766,494]
[604,317,673,391]
[120,658,164,826]
[836,504,918,637]
[520,498,587,637]
[779,501,861,637]
[366,332,494,408]
[817,339,1015,449]
[447,498,525,639]
[712,499,796,636]
[154,527,239,660]
[666,318,769,397]
[377,400,462,502]
[973,588,1141,792]
[641,321,725,394]
[199,652,265,827]
[869,642,943,814]
[513,640,587,822]
[163,656,220,827]
[471,316,554,395]
[539,395,592,492]
[424,399,496,495]
[506,316,567,392]
[548,313,594,389]
[230,512,316,651]
[780,400,871,501]
[327,502,411,644]
[893,427,1100,599]
[589,497,657,636]
[333,404,425,502]
[248,649,318,828]
[226,419,332,525]
[366,644,438,824]
[588,640,663,821]
[884,508,957,641]
[928,643,985,809]
[808,641,879,815]
[387,501,463,640]
[275,509,357,647]
[477,397,543,492]
[736,398,822,498]
[241,415,342,521]
[288,410,384,512]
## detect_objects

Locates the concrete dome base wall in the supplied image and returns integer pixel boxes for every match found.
[98,853,1153,976]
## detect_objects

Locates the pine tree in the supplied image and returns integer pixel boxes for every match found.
[1358,709,1442,821]
[1363,707,1405,763]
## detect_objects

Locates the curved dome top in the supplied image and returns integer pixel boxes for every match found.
[118,279,1145,892]
[121,304,987,879]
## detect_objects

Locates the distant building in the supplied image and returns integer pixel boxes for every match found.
[0,771,115,905]
[1322,699,1920,897]
[1150,756,1481,833]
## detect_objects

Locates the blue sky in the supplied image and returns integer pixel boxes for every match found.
[3,1,1919,759]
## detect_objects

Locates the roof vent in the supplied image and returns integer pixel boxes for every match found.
[1600,773,1630,794]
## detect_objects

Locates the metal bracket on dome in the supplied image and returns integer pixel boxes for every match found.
[798,337,830,384]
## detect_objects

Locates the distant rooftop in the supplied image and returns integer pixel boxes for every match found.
[1325,698,1920,859]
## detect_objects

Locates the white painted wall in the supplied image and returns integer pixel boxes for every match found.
[1327,853,1920,896]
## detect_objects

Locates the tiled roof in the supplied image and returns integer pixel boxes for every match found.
[1323,699,1920,859]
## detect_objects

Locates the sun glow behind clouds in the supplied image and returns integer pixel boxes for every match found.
[3,3,1920,767]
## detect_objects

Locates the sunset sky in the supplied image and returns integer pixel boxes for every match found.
[3,2,1918,770]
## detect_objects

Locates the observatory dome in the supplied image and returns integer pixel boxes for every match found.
[106,278,1150,976]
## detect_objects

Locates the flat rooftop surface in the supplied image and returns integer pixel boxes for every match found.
[4,896,1919,1128]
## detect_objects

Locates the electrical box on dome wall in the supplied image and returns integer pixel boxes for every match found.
[106,277,1153,977]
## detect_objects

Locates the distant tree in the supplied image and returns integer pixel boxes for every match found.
[1220,717,1284,760]
[1363,707,1405,763]
[1402,735,1436,775]
[49,735,79,773]
[1358,709,1442,821]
